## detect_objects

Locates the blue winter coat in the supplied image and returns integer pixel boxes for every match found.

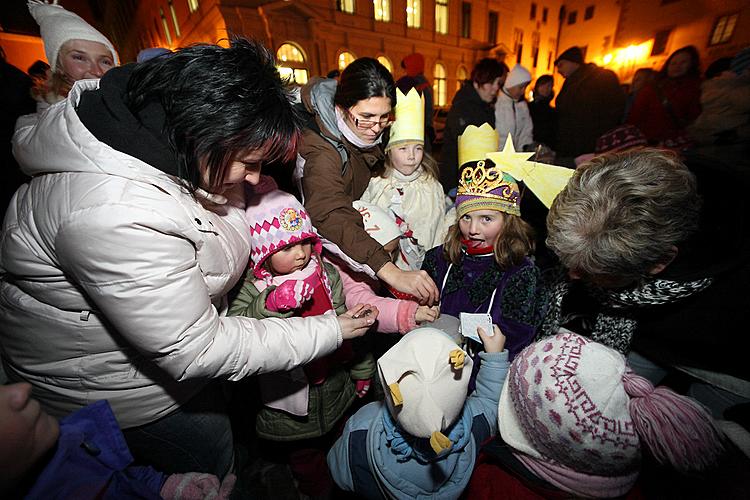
[327,351,509,499]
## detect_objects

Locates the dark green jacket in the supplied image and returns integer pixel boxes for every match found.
[229,261,375,441]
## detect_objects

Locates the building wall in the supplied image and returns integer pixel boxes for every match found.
[108,0,562,107]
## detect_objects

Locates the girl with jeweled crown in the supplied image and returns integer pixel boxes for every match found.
[421,125,548,362]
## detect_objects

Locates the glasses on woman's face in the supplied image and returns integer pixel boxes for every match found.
[347,109,394,130]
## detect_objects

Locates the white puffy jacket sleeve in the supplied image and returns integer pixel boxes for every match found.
[54,203,342,382]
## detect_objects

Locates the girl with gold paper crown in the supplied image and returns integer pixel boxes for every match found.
[421,125,547,362]
[360,88,455,271]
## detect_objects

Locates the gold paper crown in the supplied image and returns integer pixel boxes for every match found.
[386,88,424,151]
[456,159,520,216]
[458,123,498,168]
[486,135,575,209]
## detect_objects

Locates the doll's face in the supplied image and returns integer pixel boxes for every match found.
[0,383,60,486]
[269,242,313,275]
[389,143,424,176]
[459,210,506,248]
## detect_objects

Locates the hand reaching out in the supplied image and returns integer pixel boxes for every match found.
[415,305,440,324]
[477,324,507,354]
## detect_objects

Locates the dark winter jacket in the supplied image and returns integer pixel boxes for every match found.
[440,82,496,192]
[555,63,625,158]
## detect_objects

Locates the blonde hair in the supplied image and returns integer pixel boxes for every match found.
[443,212,535,269]
[377,147,439,180]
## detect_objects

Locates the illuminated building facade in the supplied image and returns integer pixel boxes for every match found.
[102,0,562,106]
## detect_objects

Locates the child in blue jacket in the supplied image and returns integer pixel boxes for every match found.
[327,325,508,499]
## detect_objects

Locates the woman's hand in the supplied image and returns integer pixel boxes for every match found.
[337,304,379,340]
[377,262,439,306]
[415,305,440,324]
[477,324,506,354]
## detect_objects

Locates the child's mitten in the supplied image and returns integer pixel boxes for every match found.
[266,280,314,312]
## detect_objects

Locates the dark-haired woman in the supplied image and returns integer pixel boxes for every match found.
[297,57,439,305]
[2,38,373,480]
[627,45,702,146]
[440,58,508,193]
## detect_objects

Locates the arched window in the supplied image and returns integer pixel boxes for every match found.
[456,65,468,91]
[377,55,393,73]
[338,51,356,71]
[433,63,447,106]
[276,43,309,85]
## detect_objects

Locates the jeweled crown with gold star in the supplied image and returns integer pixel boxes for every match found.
[456,159,521,217]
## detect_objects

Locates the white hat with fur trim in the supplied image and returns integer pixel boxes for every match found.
[378,327,472,454]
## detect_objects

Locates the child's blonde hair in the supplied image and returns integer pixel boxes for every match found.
[443,212,535,269]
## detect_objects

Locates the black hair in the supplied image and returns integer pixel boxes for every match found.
[28,60,50,78]
[471,58,508,85]
[533,74,554,92]
[326,69,340,79]
[704,57,732,80]
[124,37,302,193]
[660,45,701,79]
[334,57,396,109]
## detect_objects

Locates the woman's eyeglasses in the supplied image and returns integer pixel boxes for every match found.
[348,109,394,130]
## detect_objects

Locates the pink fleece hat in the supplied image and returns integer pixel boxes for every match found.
[499,330,724,480]
[244,185,321,279]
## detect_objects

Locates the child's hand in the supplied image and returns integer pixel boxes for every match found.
[266,280,314,312]
[338,304,379,340]
[355,379,371,398]
[415,305,440,324]
[477,324,506,354]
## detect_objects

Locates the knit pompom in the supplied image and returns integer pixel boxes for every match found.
[624,372,725,472]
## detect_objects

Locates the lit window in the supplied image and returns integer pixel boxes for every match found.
[584,5,594,20]
[435,0,448,34]
[160,8,172,46]
[277,43,308,85]
[456,65,468,91]
[433,63,447,107]
[373,0,390,21]
[168,0,180,38]
[338,51,356,70]
[337,0,355,14]
[187,0,199,13]
[709,13,738,46]
[461,2,471,38]
[377,55,393,73]
[406,0,421,28]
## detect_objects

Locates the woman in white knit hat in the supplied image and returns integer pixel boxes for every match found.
[27,0,118,112]
[494,64,534,151]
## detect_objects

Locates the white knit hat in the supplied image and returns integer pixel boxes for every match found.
[378,327,472,454]
[28,0,119,72]
[352,201,402,246]
[504,64,532,89]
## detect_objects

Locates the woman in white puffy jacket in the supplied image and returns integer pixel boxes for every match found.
[1,38,374,481]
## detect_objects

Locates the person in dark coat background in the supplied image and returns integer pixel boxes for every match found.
[439,58,507,193]
[396,53,435,150]
[554,46,625,163]
[528,74,556,149]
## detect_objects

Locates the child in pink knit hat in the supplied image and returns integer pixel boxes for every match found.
[467,329,725,499]
[228,182,377,498]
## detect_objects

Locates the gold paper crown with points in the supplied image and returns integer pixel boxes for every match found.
[386,88,424,151]
[457,123,498,168]
[456,159,520,217]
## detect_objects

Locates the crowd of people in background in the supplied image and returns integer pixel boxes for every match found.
[1,1,749,499]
